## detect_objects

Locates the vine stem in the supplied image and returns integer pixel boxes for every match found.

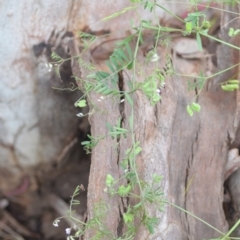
[131,22,144,197]
[163,200,225,237]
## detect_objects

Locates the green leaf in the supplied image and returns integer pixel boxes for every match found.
[87,73,97,79]
[187,102,201,116]
[114,127,129,133]
[191,102,201,112]
[133,202,142,210]
[102,87,113,95]
[110,131,123,136]
[153,174,162,183]
[228,80,239,84]
[125,42,133,58]
[228,84,238,89]
[110,57,118,69]
[196,32,203,51]
[106,122,114,132]
[124,92,133,106]
[187,11,205,18]
[201,20,211,31]
[106,174,115,187]
[96,85,108,94]
[118,185,131,197]
[141,20,152,29]
[228,28,234,37]
[196,73,205,89]
[152,93,161,105]
[234,29,240,36]
[144,217,159,234]
[184,15,195,23]
[229,27,240,37]
[117,48,128,61]
[94,83,105,91]
[221,83,239,91]
[134,146,142,155]
[75,99,87,108]
[120,158,128,170]
[125,147,131,155]
[51,52,62,61]
[127,61,133,70]
[221,85,233,91]
[187,105,194,117]
[81,141,90,146]
[106,60,115,73]
[96,71,110,80]
[185,21,193,34]
[123,212,134,223]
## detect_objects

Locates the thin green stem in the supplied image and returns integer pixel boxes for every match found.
[163,200,225,236]
[221,219,240,239]
[155,3,185,22]
[200,32,240,51]
[131,23,144,197]
[175,62,240,81]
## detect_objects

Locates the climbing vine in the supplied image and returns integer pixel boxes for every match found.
[52,1,240,239]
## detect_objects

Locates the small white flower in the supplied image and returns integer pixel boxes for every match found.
[53,219,60,227]
[156,89,161,94]
[45,63,53,72]
[124,169,128,173]
[160,82,165,88]
[65,228,71,235]
[98,96,105,102]
[120,99,125,103]
[151,53,160,62]
[103,188,108,192]
[76,112,84,117]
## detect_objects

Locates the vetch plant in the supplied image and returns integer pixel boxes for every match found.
[52,1,240,239]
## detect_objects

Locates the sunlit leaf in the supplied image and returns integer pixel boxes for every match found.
[187,105,194,117]
[228,80,239,84]
[106,174,114,187]
[75,99,87,108]
[118,185,131,197]
[185,21,193,34]
[123,212,134,223]
[191,102,201,112]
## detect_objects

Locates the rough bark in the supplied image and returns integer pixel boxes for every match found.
[3,0,239,239]
[221,3,240,238]
[70,3,240,240]
[0,0,187,192]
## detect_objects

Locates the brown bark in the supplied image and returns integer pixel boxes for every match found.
[70,3,240,239]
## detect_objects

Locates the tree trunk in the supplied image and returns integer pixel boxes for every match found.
[2,0,240,239]
[0,0,187,198]
[70,2,240,240]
